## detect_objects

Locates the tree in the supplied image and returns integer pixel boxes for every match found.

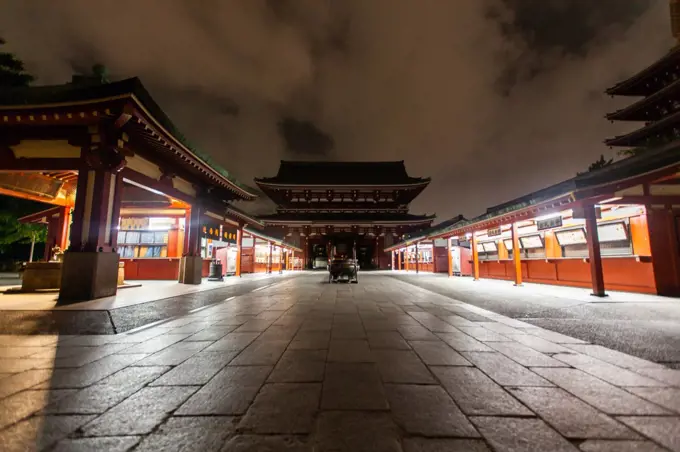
[578,154,613,175]
[0,213,46,262]
[0,37,34,87]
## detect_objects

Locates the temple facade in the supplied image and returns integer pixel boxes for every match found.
[255,161,435,269]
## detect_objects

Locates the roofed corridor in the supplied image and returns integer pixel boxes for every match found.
[0,273,678,451]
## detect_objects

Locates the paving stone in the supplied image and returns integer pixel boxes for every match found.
[462,352,553,386]
[385,384,479,437]
[136,340,211,366]
[150,351,238,385]
[0,368,52,398]
[455,326,510,341]
[0,358,54,373]
[403,438,491,452]
[578,440,668,452]
[565,344,665,371]
[533,367,671,415]
[289,332,330,350]
[314,411,401,452]
[52,436,141,452]
[240,383,321,433]
[321,363,388,410]
[409,340,472,365]
[618,416,680,452]
[432,366,532,415]
[366,331,411,349]
[508,387,640,439]
[628,387,680,413]
[234,319,275,332]
[268,351,326,382]
[48,343,134,367]
[41,353,149,388]
[502,333,573,353]
[81,386,196,436]
[372,350,436,383]
[229,339,290,366]
[184,326,238,341]
[471,416,577,452]
[397,325,439,341]
[0,389,76,429]
[46,365,170,414]
[116,333,191,354]
[476,321,524,335]
[527,328,588,344]
[634,367,680,386]
[176,365,271,415]
[553,353,668,387]
[487,341,570,367]
[331,324,367,339]
[436,333,494,352]
[0,347,47,358]
[362,320,400,331]
[135,416,235,452]
[439,315,478,327]
[327,339,374,362]
[0,414,94,452]
[202,332,260,352]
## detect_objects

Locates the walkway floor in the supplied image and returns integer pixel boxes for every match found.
[391,271,680,368]
[0,273,679,451]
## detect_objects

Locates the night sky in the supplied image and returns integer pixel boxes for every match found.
[0,0,672,220]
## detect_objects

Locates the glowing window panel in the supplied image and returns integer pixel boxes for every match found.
[598,222,628,242]
[503,238,523,250]
[555,228,587,246]
[519,234,543,249]
[476,243,485,253]
[482,241,498,252]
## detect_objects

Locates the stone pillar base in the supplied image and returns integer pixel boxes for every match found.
[179,256,203,285]
[21,262,62,291]
[59,252,119,304]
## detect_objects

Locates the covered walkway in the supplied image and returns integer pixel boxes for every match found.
[0,273,678,451]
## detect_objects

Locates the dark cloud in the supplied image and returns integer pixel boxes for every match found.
[0,0,672,219]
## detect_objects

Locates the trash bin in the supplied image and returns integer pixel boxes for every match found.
[208,259,224,281]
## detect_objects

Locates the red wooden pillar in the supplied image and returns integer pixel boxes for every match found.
[268,242,273,274]
[235,225,243,277]
[585,204,606,297]
[511,222,523,286]
[415,242,420,274]
[391,250,395,270]
[186,204,202,257]
[278,246,283,274]
[290,250,295,270]
[448,237,453,277]
[471,233,480,281]
[405,249,409,271]
[647,206,680,296]
[183,208,191,255]
[398,250,402,270]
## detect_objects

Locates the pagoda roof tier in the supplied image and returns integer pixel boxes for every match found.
[0,77,257,201]
[606,46,680,97]
[255,161,431,188]
[258,212,435,225]
[606,77,680,122]
[605,108,680,147]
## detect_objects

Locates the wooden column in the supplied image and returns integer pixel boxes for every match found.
[647,206,680,296]
[585,204,606,297]
[471,233,480,281]
[186,204,202,257]
[511,223,523,286]
[278,246,283,274]
[183,208,191,254]
[398,250,402,270]
[291,250,295,270]
[235,226,243,277]
[391,251,395,270]
[268,242,273,274]
[415,242,420,274]
[405,249,409,271]
[448,238,453,277]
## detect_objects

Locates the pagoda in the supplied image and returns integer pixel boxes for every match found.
[254,161,435,269]
[605,1,680,150]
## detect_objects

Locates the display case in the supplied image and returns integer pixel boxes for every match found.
[117,217,170,258]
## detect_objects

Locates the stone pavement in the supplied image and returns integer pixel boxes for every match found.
[0,273,679,451]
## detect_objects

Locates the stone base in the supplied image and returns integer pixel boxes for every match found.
[21,262,62,291]
[178,256,203,285]
[59,252,120,304]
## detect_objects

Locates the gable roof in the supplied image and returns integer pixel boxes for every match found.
[255,160,430,186]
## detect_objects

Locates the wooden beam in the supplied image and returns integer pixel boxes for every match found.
[602,195,680,205]
[1,158,82,171]
[0,186,70,206]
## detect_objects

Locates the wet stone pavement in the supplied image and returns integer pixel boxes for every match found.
[0,273,679,451]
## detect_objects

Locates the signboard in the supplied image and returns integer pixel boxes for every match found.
[537,216,563,231]
[555,228,587,246]
[598,222,628,243]
[487,227,501,237]
[202,223,221,241]
[434,238,448,247]
[519,234,543,249]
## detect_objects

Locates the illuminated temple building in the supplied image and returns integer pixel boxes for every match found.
[255,161,435,269]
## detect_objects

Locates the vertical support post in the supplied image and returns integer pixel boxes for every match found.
[511,222,523,286]
[448,237,453,277]
[471,233,480,281]
[187,204,202,257]
[183,208,191,255]
[291,250,295,270]
[235,225,243,277]
[405,248,409,271]
[268,242,273,274]
[585,204,606,297]
[415,242,420,274]
[398,249,402,270]
[391,250,395,271]
[278,246,283,274]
